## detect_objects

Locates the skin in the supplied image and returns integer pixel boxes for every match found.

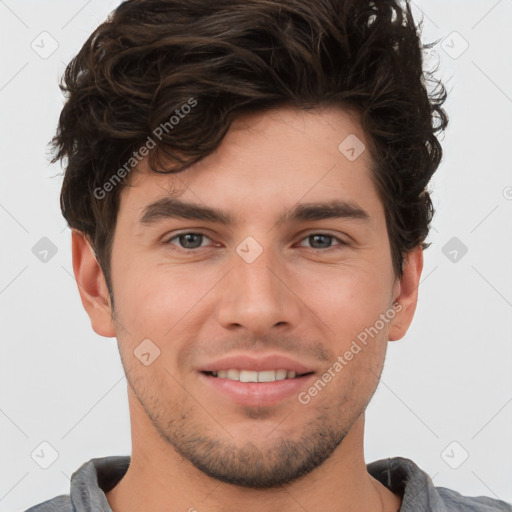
[73,105,422,512]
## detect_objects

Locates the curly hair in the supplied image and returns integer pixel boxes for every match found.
[52,0,448,289]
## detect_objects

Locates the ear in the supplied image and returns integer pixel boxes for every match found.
[71,229,116,338]
[388,246,423,342]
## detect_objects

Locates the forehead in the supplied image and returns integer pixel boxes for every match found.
[119,105,383,225]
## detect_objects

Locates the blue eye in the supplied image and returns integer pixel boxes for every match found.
[167,233,210,250]
[164,232,345,253]
[298,233,345,250]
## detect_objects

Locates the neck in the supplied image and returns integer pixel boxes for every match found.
[106,393,401,512]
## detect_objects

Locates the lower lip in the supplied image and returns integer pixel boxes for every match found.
[199,372,315,407]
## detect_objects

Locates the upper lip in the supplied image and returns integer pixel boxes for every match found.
[199,353,315,375]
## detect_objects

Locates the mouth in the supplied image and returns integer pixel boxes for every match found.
[199,368,316,407]
[197,353,317,406]
[202,369,313,382]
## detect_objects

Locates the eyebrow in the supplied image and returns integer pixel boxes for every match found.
[139,197,370,226]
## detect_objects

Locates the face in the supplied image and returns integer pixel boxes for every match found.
[85,105,417,488]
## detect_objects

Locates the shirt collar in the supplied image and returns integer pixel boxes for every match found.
[70,455,438,512]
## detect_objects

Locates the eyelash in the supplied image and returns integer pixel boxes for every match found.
[164,231,347,253]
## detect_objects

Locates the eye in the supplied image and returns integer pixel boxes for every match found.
[165,232,213,250]
[163,231,347,253]
[297,233,346,250]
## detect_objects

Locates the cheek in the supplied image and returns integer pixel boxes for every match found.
[292,263,394,346]
[111,262,220,340]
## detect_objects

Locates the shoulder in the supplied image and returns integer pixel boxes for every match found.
[367,457,511,512]
[23,495,72,512]
[22,455,130,512]
[436,486,512,512]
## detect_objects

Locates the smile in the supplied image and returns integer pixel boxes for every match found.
[205,369,304,382]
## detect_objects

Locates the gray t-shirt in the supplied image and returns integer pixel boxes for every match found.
[24,456,511,512]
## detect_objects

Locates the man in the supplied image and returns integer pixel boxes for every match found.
[26,0,511,511]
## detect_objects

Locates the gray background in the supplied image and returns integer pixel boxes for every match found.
[1,1,511,510]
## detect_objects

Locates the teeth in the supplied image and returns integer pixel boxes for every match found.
[276,369,287,380]
[258,370,276,382]
[240,370,258,382]
[209,369,301,382]
[226,369,239,381]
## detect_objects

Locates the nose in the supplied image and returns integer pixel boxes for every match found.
[215,243,301,337]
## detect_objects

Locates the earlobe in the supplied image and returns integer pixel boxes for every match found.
[71,229,116,338]
[388,246,424,342]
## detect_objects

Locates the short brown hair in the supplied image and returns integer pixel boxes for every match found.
[52,0,448,290]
